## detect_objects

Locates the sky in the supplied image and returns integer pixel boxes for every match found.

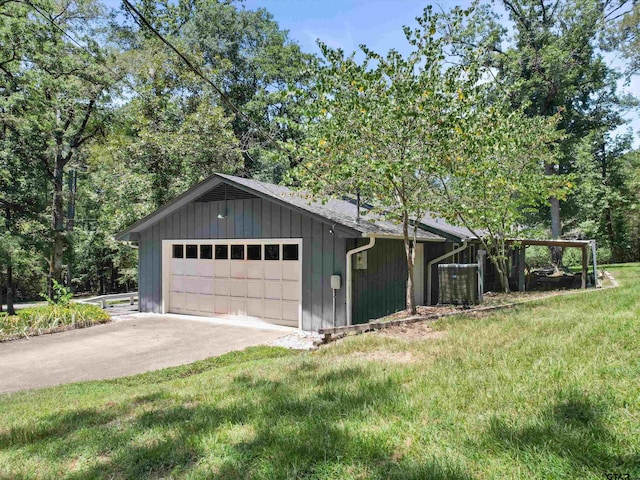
[240,0,638,145]
[105,0,639,145]
[242,0,474,57]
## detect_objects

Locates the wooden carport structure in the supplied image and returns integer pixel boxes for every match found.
[507,239,599,291]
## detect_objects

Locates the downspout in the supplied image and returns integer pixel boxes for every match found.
[426,239,468,306]
[346,236,376,325]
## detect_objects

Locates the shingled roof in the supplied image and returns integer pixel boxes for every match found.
[116,173,473,242]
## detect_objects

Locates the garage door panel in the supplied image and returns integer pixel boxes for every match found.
[197,262,213,277]
[171,275,184,292]
[230,298,246,316]
[198,278,214,294]
[184,294,200,312]
[214,297,229,314]
[168,241,300,327]
[230,263,247,279]
[264,264,281,280]
[214,261,229,278]
[282,302,299,322]
[246,280,263,299]
[282,263,299,281]
[264,300,282,320]
[199,294,214,314]
[247,299,263,317]
[170,292,185,311]
[171,259,185,275]
[230,280,247,297]
[264,282,282,300]
[247,263,263,279]
[184,277,200,294]
[214,280,230,296]
[183,261,198,276]
[282,283,299,301]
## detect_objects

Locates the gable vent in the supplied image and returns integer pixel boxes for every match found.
[193,183,258,202]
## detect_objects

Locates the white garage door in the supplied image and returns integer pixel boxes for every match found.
[164,240,301,327]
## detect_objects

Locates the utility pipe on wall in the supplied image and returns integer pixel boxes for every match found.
[346,236,376,325]
[426,240,468,306]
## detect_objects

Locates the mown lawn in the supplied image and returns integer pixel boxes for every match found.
[0,266,639,479]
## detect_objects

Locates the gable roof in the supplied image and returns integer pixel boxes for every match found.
[116,173,470,242]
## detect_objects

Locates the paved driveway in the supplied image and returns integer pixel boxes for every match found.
[0,315,293,394]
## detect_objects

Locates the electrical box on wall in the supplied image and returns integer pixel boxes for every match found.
[330,275,341,290]
[355,251,368,269]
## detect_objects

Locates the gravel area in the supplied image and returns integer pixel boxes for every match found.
[267,330,322,350]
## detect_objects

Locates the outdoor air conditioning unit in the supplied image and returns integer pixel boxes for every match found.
[438,264,479,305]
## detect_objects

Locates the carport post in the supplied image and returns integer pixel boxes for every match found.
[518,246,526,292]
[591,240,600,287]
[581,246,588,289]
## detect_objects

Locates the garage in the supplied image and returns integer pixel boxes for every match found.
[117,173,451,331]
[163,239,302,327]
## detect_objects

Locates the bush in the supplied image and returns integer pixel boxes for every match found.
[525,245,551,268]
[526,244,610,268]
[41,279,73,306]
[595,246,613,264]
[0,303,110,341]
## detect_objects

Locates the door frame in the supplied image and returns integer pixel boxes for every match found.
[162,238,303,329]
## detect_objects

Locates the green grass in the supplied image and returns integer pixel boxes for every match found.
[0,303,110,341]
[1,267,639,479]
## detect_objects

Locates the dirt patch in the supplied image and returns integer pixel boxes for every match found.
[381,305,463,321]
[377,322,448,341]
[351,350,416,363]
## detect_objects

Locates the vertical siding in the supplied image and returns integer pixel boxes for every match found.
[310,219,323,330]
[352,239,408,324]
[425,242,448,305]
[137,197,348,330]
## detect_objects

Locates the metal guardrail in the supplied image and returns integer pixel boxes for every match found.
[78,292,138,309]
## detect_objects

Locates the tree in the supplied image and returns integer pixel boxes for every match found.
[288,6,566,299]
[610,2,640,77]
[114,0,314,184]
[0,0,116,293]
[447,0,628,264]
[434,94,565,291]
[287,8,476,313]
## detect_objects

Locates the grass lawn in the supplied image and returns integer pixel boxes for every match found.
[0,266,639,479]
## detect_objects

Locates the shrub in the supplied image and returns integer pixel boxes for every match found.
[595,246,613,264]
[41,279,73,306]
[525,245,551,268]
[0,303,110,341]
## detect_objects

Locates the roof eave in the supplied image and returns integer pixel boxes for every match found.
[361,232,445,242]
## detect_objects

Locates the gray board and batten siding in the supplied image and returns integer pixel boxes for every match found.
[138,196,347,331]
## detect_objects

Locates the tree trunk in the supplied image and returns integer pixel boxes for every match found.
[66,168,77,290]
[490,243,511,294]
[4,207,15,315]
[546,163,563,267]
[49,158,66,297]
[402,210,416,314]
[605,206,617,263]
[6,261,15,316]
[495,257,510,293]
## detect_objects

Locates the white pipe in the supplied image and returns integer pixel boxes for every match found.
[346,236,376,325]
[426,240,468,306]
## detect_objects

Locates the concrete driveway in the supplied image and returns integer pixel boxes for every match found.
[0,314,293,394]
